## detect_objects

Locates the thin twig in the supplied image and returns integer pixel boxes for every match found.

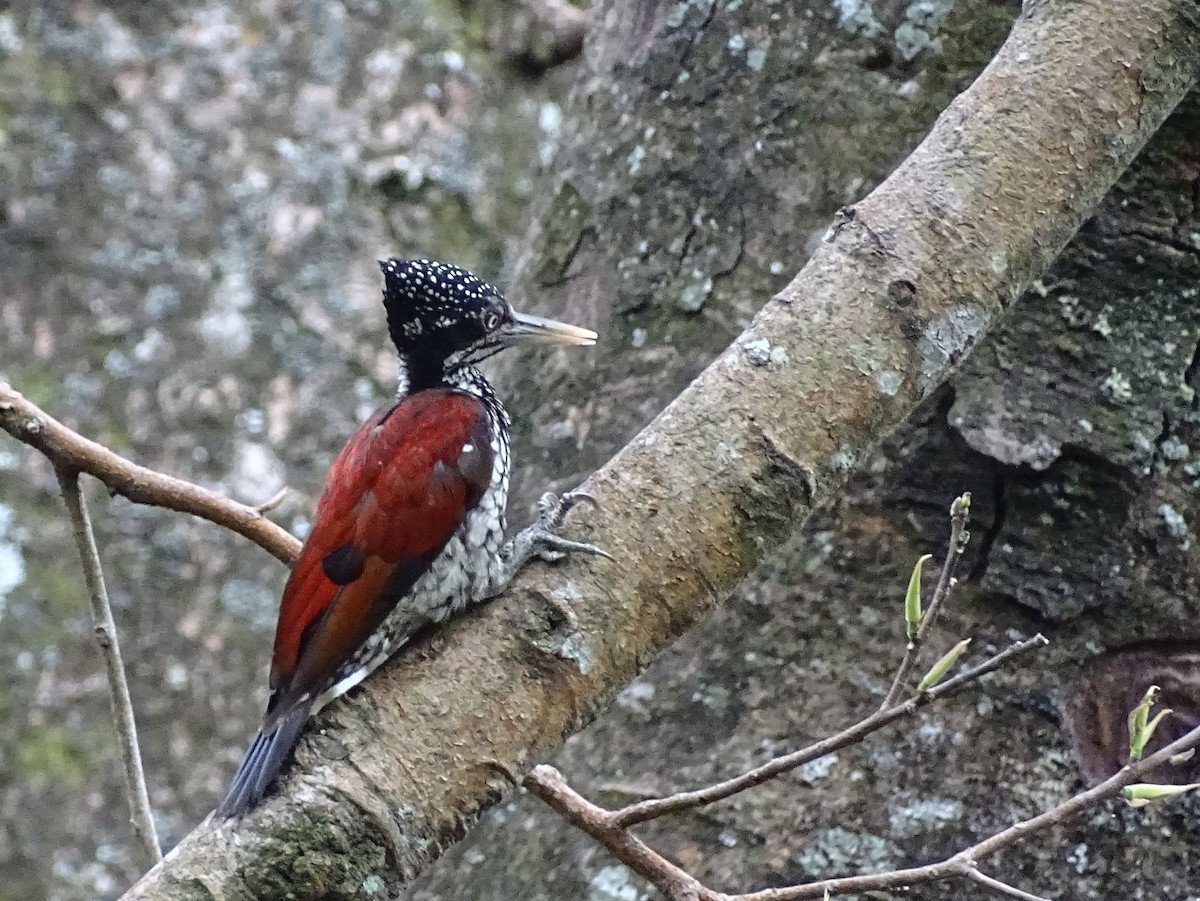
[1,383,300,565]
[56,467,162,864]
[533,720,1200,901]
[592,635,1046,828]
[255,486,289,514]
[914,496,971,647]
[880,495,971,709]
[746,722,1200,900]
[929,634,1048,696]
[740,724,1200,898]
[604,504,1026,829]
[965,867,1051,901]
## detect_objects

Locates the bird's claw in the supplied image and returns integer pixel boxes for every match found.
[529,491,612,564]
[490,490,611,597]
[531,534,613,564]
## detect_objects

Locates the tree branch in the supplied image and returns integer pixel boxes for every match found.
[122,0,1200,895]
[55,468,162,865]
[605,634,1047,829]
[526,766,712,901]
[0,382,300,565]
[531,721,1200,900]
[964,868,1051,901]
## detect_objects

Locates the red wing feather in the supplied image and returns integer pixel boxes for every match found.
[268,389,494,706]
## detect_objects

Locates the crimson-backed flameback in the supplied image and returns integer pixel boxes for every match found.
[217,259,603,818]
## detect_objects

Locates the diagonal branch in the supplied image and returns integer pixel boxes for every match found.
[757,719,1200,899]
[121,0,1200,895]
[527,766,711,901]
[0,383,300,565]
[607,634,1047,828]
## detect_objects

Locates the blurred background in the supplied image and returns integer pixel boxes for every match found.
[2,1,1199,898]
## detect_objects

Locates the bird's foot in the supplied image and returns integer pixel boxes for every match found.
[528,491,612,563]
[493,491,611,589]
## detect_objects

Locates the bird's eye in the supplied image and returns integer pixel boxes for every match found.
[484,311,501,330]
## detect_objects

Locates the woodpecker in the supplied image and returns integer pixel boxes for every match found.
[216,258,602,818]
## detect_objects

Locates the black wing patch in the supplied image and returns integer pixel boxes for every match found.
[321,543,367,585]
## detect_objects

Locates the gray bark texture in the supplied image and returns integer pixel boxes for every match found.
[422,2,1200,897]
[1,1,1199,900]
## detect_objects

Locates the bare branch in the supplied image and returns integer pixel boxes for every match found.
[607,634,1046,828]
[526,767,715,901]
[255,486,290,514]
[55,467,162,864]
[0,383,301,865]
[0,382,300,565]
[534,719,1200,900]
[965,868,1051,901]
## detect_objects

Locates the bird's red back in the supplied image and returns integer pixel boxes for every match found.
[267,388,494,722]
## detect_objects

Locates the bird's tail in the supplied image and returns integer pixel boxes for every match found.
[215,701,313,819]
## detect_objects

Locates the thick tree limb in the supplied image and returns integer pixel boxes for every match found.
[0,382,301,565]
[125,1,1200,897]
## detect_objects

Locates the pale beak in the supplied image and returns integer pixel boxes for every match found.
[503,311,597,346]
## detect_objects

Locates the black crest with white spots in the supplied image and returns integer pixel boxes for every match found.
[379,258,514,388]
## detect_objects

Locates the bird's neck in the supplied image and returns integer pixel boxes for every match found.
[396,353,449,395]
[396,356,506,421]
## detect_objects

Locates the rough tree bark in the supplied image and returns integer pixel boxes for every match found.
[122,1,1200,898]
[422,2,1200,897]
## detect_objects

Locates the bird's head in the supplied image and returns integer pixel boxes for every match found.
[379,258,595,386]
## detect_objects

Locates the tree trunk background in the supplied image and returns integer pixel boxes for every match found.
[1,2,1197,900]
[413,1,1200,898]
